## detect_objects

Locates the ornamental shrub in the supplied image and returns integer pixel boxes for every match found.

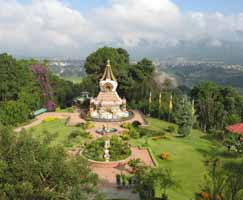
[136,127,164,137]
[121,122,132,129]
[166,125,176,133]
[68,130,81,139]
[160,152,170,160]
[68,129,90,140]
[128,158,142,170]
[80,121,95,129]
[80,130,90,138]
[132,120,142,127]
[121,132,130,140]
[178,125,191,137]
[128,127,140,139]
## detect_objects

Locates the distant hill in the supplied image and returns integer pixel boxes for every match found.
[158,63,243,93]
[48,59,85,82]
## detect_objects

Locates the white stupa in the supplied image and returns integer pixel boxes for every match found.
[89,60,129,120]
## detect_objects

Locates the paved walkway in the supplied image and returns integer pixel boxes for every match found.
[91,147,155,184]
[91,146,154,200]
[15,110,146,137]
[14,111,85,132]
[99,186,140,200]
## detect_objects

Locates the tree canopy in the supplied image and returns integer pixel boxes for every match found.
[191,82,243,131]
[0,126,103,200]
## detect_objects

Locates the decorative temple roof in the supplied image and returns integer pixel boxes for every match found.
[101,60,116,81]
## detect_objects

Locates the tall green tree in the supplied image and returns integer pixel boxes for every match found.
[191,82,243,132]
[0,101,30,126]
[223,159,243,200]
[197,159,243,200]
[0,126,103,200]
[133,165,177,200]
[174,96,194,137]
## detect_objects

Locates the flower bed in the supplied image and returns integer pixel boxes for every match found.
[82,135,131,162]
[42,117,58,123]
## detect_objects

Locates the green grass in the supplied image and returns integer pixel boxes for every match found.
[131,117,227,200]
[55,107,74,113]
[62,76,83,83]
[28,119,86,148]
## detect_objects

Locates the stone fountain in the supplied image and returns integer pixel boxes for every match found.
[104,139,111,162]
[96,124,117,135]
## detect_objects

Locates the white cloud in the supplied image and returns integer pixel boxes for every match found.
[0,0,91,57]
[91,0,182,47]
[0,0,243,58]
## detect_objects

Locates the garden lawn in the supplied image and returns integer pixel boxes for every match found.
[27,119,86,148]
[131,118,227,200]
[63,76,83,83]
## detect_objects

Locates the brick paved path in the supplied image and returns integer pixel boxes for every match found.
[91,147,155,184]
[92,146,154,200]
[14,111,85,132]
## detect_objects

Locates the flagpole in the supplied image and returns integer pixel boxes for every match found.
[148,91,152,116]
[158,92,162,119]
[168,94,173,122]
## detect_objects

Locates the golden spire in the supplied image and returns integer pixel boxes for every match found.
[101,59,116,81]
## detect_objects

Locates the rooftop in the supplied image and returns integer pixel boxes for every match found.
[226,123,243,135]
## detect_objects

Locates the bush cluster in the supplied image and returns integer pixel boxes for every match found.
[160,152,170,160]
[166,125,176,133]
[78,121,95,129]
[116,174,134,188]
[137,127,165,137]
[121,122,133,129]
[68,129,91,140]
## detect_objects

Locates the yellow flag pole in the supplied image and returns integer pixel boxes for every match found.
[148,91,152,115]
[158,92,162,118]
[169,95,173,121]
[192,99,195,116]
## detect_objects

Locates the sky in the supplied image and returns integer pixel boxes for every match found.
[0,0,243,59]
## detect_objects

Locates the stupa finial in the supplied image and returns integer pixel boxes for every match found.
[101,59,116,81]
[107,59,111,66]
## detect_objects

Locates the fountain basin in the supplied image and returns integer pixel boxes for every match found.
[96,127,117,134]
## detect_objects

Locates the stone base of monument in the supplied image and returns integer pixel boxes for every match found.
[89,110,134,122]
